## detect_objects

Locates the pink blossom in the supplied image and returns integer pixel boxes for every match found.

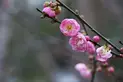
[93,35,101,43]
[75,63,87,71]
[42,7,56,17]
[60,19,80,36]
[75,63,91,79]
[80,69,91,79]
[86,41,95,54]
[96,46,112,62]
[69,32,87,52]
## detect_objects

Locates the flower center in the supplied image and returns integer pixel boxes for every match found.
[67,25,72,31]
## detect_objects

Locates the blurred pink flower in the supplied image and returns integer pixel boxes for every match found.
[96,46,112,62]
[69,32,87,52]
[75,63,91,79]
[60,19,80,36]
[42,7,56,17]
[75,63,87,71]
[80,69,91,79]
[86,41,95,54]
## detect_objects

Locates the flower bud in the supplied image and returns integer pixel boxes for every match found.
[120,47,123,53]
[43,1,50,7]
[93,35,100,43]
[96,66,102,72]
[102,62,109,67]
[85,36,91,41]
[108,45,113,50]
[107,66,114,73]
[88,55,94,60]
[54,6,61,15]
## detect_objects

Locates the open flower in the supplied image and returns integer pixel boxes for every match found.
[75,63,91,79]
[69,32,87,52]
[42,7,56,17]
[60,19,80,36]
[86,41,95,54]
[96,45,112,62]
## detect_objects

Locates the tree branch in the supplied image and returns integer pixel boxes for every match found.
[56,0,122,54]
[91,59,97,82]
[36,8,122,58]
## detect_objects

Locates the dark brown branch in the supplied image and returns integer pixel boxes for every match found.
[119,41,123,46]
[91,59,97,82]
[56,0,122,54]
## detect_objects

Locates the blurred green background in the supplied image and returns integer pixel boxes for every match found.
[0,0,123,82]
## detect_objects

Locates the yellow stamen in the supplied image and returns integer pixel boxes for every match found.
[67,25,72,31]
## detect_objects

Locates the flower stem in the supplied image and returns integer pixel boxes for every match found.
[91,58,97,82]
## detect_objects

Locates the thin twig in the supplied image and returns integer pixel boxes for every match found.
[82,23,88,35]
[56,0,122,54]
[119,41,123,46]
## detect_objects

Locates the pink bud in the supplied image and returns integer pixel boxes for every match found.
[120,47,123,53]
[107,66,114,73]
[85,36,91,41]
[120,54,123,57]
[93,35,100,43]
[102,62,109,67]
[43,1,50,8]
[108,45,113,50]
[88,55,94,60]
[42,7,56,17]
[96,66,102,72]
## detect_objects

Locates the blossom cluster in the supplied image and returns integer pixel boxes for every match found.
[41,1,117,79]
[59,18,112,62]
[42,1,61,17]
[59,18,114,78]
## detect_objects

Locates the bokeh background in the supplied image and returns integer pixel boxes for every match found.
[0,0,123,82]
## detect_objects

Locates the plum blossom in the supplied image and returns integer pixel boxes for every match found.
[96,45,112,62]
[75,63,91,79]
[42,7,56,17]
[75,63,87,71]
[86,41,95,54]
[80,69,91,78]
[60,19,80,36]
[69,32,87,52]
